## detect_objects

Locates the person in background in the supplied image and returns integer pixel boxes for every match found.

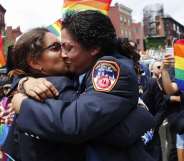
[141,54,179,161]
[150,60,163,79]
[162,53,184,161]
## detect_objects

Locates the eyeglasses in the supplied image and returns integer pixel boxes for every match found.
[43,42,62,52]
[60,42,75,54]
[42,42,75,55]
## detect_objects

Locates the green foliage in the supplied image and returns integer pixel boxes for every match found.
[144,36,166,49]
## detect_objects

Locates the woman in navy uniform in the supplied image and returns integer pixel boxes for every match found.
[2,27,84,161]
[11,10,154,161]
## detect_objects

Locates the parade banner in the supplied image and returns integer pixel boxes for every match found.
[174,39,184,92]
[0,34,6,68]
[48,0,112,38]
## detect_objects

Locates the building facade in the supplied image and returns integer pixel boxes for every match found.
[109,3,133,40]
[143,3,184,48]
[131,22,144,51]
[162,16,184,45]
[143,3,164,37]
[0,4,6,33]
[6,26,22,45]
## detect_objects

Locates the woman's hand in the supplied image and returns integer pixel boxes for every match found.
[11,93,28,113]
[18,77,59,101]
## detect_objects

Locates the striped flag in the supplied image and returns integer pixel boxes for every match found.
[62,0,112,15]
[0,34,6,68]
[174,39,184,92]
[0,152,15,161]
[48,0,112,38]
[47,19,62,40]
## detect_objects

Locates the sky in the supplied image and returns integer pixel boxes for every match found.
[0,0,183,32]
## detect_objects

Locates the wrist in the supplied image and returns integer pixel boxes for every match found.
[17,77,29,93]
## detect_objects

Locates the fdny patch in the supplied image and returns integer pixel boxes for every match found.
[92,60,120,92]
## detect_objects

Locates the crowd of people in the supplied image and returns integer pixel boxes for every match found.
[0,10,183,161]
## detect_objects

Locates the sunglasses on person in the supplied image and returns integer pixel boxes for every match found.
[43,42,62,52]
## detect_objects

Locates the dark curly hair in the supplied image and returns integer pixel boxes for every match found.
[12,27,49,76]
[62,10,140,73]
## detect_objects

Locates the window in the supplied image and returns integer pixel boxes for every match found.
[121,29,124,35]
[135,28,139,33]
[129,32,131,39]
[173,24,176,31]
[136,39,140,45]
[120,16,124,22]
[125,30,128,37]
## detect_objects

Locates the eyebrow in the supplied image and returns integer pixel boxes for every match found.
[60,41,76,45]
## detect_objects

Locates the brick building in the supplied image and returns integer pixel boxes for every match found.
[162,16,184,45]
[108,3,144,51]
[143,4,184,48]
[131,22,144,51]
[0,4,6,33]
[109,3,133,40]
[6,26,22,45]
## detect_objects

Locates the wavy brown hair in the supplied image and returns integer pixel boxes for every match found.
[62,10,140,73]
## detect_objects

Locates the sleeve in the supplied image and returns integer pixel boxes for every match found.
[92,106,155,147]
[10,76,21,92]
[16,60,138,143]
[46,76,78,102]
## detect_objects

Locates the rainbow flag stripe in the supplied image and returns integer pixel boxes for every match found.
[47,19,62,39]
[0,34,6,67]
[62,0,112,15]
[48,0,112,38]
[174,39,184,92]
[1,152,15,161]
[48,0,112,39]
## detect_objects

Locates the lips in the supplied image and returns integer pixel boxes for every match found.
[64,61,71,69]
[64,61,71,65]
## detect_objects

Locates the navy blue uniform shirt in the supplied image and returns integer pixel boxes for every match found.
[13,53,154,161]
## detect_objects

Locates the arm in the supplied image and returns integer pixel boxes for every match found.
[14,60,138,143]
[93,106,155,147]
[162,54,178,95]
[161,69,178,95]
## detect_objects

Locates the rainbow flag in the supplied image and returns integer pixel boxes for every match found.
[62,0,112,15]
[0,34,6,68]
[48,0,112,38]
[47,19,62,40]
[174,39,184,92]
[0,152,15,161]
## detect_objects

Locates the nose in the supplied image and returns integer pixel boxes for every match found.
[61,50,68,58]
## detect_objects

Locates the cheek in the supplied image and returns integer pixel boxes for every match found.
[45,59,67,73]
[68,52,79,60]
[42,54,61,64]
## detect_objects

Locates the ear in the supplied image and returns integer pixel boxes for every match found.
[90,48,100,56]
[27,56,43,71]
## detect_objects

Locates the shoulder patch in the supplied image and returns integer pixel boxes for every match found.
[92,60,120,92]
